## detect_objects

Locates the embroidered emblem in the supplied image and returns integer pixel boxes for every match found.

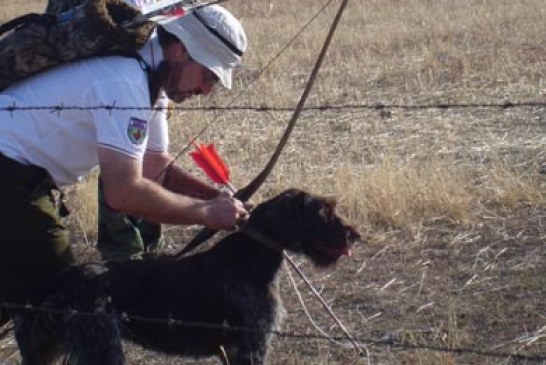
[127,117,147,145]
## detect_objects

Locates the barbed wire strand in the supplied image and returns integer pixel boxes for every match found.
[0,301,544,363]
[1,100,545,113]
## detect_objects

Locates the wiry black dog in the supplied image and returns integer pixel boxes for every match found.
[14,189,360,365]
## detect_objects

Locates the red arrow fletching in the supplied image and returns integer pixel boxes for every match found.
[190,143,230,185]
[164,7,185,17]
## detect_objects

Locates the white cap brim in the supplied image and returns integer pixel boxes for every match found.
[159,6,246,89]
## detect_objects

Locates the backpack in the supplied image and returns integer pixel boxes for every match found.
[0,0,155,91]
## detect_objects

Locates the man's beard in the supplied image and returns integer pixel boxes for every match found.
[149,60,170,104]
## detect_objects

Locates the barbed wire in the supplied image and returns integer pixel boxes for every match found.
[1,301,544,362]
[0,100,545,114]
[167,100,546,111]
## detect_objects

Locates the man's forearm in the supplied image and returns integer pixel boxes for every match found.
[99,148,241,230]
[162,163,219,200]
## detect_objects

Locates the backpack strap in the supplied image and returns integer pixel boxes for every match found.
[0,13,56,35]
[105,50,156,104]
[116,50,152,82]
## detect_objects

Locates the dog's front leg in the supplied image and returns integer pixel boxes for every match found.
[224,320,271,365]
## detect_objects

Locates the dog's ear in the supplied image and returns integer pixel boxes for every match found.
[296,191,323,216]
[248,189,307,233]
[292,191,339,224]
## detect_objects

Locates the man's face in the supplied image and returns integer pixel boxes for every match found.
[162,42,220,103]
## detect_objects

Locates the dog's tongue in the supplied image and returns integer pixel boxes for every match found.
[342,247,352,257]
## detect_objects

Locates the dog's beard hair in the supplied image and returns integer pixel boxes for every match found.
[149,60,170,104]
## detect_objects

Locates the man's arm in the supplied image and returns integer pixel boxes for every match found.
[98,147,245,230]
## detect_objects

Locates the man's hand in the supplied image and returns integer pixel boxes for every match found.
[201,191,249,231]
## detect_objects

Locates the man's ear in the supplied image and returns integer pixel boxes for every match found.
[163,41,188,63]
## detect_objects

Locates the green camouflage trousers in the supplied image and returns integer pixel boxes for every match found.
[97,179,164,260]
[0,153,74,309]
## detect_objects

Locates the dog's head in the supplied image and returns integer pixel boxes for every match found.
[247,189,361,267]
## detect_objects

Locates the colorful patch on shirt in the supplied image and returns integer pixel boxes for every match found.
[127,117,147,145]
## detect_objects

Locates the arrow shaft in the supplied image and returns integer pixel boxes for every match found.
[122,0,228,28]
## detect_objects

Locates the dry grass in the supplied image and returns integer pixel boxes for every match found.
[1,0,545,364]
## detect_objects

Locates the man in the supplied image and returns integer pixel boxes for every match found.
[0,4,249,317]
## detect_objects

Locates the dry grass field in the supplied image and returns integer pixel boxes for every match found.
[1,0,545,364]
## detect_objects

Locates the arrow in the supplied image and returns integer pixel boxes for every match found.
[122,0,227,28]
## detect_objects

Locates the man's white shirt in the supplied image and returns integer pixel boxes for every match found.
[0,56,169,186]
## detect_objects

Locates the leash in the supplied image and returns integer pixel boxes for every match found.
[241,225,364,361]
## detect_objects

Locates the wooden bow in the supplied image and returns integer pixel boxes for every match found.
[175,0,350,258]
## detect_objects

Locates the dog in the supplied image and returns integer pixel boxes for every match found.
[14,188,360,365]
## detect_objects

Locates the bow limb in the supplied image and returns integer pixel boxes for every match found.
[235,0,350,202]
[174,0,351,258]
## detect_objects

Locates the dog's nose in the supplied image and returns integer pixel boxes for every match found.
[346,226,361,243]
